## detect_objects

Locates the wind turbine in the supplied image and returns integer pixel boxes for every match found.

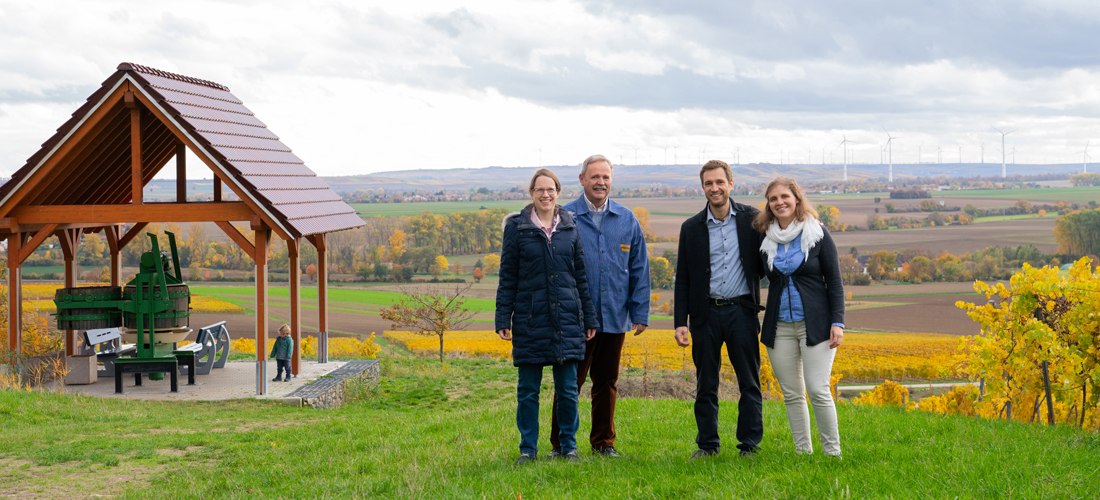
[883,128,898,183]
[1084,141,1092,174]
[840,135,852,181]
[994,127,1014,178]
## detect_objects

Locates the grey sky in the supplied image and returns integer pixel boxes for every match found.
[1,0,1098,176]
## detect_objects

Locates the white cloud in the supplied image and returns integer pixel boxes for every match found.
[2,0,1100,176]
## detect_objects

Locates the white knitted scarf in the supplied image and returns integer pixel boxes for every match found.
[761,217,824,271]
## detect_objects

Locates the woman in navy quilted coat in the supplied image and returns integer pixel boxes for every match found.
[496,168,597,464]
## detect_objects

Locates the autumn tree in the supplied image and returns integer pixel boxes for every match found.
[1054,209,1100,257]
[649,256,673,289]
[633,206,657,241]
[77,232,109,266]
[379,284,475,364]
[865,250,898,281]
[389,229,408,262]
[472,267,484,283]
[482,253,501,274]
[430,255,449,277]
[901,255,935,284]
[817,204,845,232]
[838,253,867,286]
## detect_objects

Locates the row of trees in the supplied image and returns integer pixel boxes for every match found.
[844,245,1057,285]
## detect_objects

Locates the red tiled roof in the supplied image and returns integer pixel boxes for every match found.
[0,62,363,239]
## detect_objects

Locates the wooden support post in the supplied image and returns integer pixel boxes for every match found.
[254,224,269,395]
[105,225,122,287]
[56,228,81,357]
[308,234,329,363]
[176,143,186,202]
[213,176,222,202]
[6,229,21,354]
[287,237,301,376]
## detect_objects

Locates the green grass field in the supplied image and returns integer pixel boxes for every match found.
[2,349,1097,497]
[188,284,499,325]
[932,186,1100,203]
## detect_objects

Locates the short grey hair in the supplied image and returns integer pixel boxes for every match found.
[580,154,613,176]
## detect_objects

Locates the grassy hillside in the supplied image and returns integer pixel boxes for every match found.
[2,346,1097,498]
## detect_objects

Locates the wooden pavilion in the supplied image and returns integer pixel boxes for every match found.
[0,62,364,395]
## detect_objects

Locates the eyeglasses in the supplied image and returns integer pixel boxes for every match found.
[533,188,557,195]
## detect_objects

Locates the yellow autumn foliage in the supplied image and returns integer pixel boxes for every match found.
[852,380,915,409]
[229,334,379,359]
[384,329,960,384]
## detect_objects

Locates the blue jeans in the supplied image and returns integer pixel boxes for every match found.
[517,362,579,455]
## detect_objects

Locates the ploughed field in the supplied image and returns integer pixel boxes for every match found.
[619,196,1059,254]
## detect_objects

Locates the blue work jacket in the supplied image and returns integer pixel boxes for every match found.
[563,196,650,333]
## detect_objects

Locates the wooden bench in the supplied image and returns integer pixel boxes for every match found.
[205,321,231,370]
[171,350,198,386]
[81,328,137,377]
[114,357,180,394]
[175,322,230,376]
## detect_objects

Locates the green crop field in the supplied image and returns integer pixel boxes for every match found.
[932,186,1100,203]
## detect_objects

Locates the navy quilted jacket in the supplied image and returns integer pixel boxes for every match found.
[495,205,597,366]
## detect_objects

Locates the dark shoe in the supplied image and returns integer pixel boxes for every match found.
[562,450,579,461]
[271,377,282,382]
[690,449,718,459]
[595,446,621,458]
[284,377,291,382]
[547,449,562,459]
[515,452,536,465]
[739,448,758,457]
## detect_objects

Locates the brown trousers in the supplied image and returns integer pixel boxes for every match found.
[551,332,626,450]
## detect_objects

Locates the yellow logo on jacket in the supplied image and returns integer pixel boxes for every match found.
[620,244,630,252]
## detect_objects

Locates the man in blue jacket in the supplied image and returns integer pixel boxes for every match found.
[550,154,650,458]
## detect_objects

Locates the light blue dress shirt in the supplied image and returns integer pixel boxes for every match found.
[707,204,749,298]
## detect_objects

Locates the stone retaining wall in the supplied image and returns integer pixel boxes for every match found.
[287,360,380,409]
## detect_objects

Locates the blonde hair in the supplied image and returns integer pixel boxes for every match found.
[753,176,818,232]
[278,324,291,335]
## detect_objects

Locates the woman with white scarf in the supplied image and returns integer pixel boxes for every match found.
[754,176,845,457]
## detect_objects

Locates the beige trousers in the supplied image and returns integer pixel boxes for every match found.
[767,321,841,456]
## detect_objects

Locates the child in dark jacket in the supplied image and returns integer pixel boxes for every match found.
[270,324,294,382]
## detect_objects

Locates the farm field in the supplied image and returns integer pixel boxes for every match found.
[180,279,985,340]
[386,329,961,383]
[616,196,1061,253]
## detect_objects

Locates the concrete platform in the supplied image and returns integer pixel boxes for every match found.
[51,360,360,403]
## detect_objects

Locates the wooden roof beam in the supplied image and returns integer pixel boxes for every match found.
[126,88,143,205]
[10,202,253,224]
[16,223,59,265]
[216,221,256,258]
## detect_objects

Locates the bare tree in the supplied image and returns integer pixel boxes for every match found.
[379,283,475,364]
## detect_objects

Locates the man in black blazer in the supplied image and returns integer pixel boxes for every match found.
[674,159,764,458]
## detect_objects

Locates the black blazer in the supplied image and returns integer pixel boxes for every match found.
[674,200,764,330]
[760,225,845,348]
